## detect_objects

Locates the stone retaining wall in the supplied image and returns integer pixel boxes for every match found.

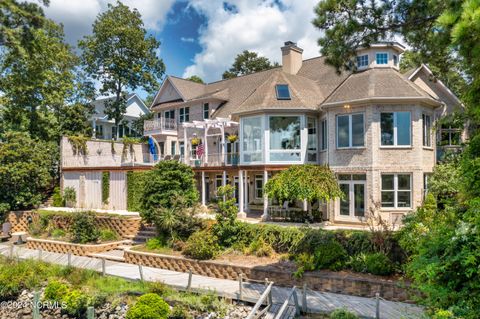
[27,237,129,256]
[124,248,413,302]
[7,211,141,239]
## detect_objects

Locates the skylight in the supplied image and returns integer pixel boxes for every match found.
[276,84,291,100]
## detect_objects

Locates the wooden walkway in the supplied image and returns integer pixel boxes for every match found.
[0,244,424,319]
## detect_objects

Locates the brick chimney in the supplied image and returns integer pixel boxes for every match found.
[281,41,303,74]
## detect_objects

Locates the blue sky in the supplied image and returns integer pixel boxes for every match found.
[38,0,321,99]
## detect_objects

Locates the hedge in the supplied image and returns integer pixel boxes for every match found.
[127,171,147,212]
[102,172,110,205]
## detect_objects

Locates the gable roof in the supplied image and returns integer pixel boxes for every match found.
[168,76,206,100]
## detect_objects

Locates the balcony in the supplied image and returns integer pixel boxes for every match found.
[144,118,177,135]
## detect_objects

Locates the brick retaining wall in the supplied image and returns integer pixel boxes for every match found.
[124,248,413,302]
[26,237,129,256]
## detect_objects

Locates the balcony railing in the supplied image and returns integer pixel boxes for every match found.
[144,118,177,134]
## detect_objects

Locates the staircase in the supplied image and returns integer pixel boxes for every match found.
[133,225,157,243]
[41,195,54,208]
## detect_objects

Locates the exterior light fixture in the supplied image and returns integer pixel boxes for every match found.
[344,104,351,109]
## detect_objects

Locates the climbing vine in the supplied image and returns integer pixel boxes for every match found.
[126,171,147,212]
[102,171,110,205]
[67,135,89,155]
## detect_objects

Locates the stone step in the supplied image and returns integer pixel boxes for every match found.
[137,230,157,236]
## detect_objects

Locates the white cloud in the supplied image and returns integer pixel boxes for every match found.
[183,0,321,82]
[181,37,195,43]
[37,0,176,46]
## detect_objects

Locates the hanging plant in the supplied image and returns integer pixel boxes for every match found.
[68,135,89,155]
[191,137,201,146]
[227,134,238,143]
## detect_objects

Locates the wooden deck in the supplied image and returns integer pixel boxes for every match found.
[0,243,424,319]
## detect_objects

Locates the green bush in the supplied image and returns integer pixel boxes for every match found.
[102,172,110,205]
[70,211,99,244]
[127,171,146,212]
[63,187,76,207]
[126,293,170,319]
[330,309,359,319]
[43,280,69,302]
[183,230,220,260]
[293,253,315,278]
[99,228,119,242]
[246,238,274,257]
[146,237,167,250]
[170,305,193,319]
[313,240,347,271]
[63,289,88,317]
[364,253,394,276]
[52,187,65,207]
[51,229,66,239]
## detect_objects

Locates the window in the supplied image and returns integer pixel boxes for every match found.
[439,124,462,146]
[423,114,431,147]
[119,124,124,138]
[241,116,264,163]
[179,107,189,123]
[164,109,175,120]
[171,141,176,155]
[269,116,301,161]
[307,117,317,162]
[423,173,431,198]
[275,84,291,100]
[381,112,411,146]
[320,119,327,150]
[338,174,366,218]
[95,125,103,138]
[111,126,116,139]
[393,54,398,66]
[381,174,411,208]
[255,175,263,199]
[203,103,209,119]
[356,54,369,68]
[376,52,388,65]
[179,142,184,157]
[336,113,364,148]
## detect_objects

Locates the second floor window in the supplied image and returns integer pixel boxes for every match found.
[439,124,462,146]
[376,52,388,65]
[164,109,175,119]
[307,117,317,162]
[269,116,301,161]
[381,112,411,146]
[336,113,364,148]
[203,103,209,119]
[179,107,189,123]
[321,119,327,150]
[423,114,431,147]
[356,55,368,68]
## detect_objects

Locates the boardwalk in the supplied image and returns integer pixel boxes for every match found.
[0,243,424,319]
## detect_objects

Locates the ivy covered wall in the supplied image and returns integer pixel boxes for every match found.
[126,171,147,212]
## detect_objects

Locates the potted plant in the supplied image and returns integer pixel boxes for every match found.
[227,134,238,143]
[191,137,200,146]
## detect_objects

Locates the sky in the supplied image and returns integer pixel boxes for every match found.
[36,0,322,99]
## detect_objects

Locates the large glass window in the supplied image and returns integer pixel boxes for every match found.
[321,119,327,150]
[179,107,189,123]
[164,109,175,119]
[356,55,368,68]
[255,175,263,199]
[336,113,364,148]
[307,117,317,162]
[203,103,209,119]
[381,174,411,208]
[381,112,411,146]
[269,116,301,162]
[439,124,462,146]
[338,174,366,218]
[376,52,388,65]
[241,116,264,163]
[423,114,431,147]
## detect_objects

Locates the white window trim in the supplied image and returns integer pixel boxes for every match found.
[422,113,432,148]
[320,118,328,151]
[356,54,369,69]
[336,174,367,221]
[380,112,412,148]
[240,115,265,165]
[306,116,318,163]
[381,174,412,209]
[203,103,209,120]
[336,113,365,149]
[376,52,389,65]
[267,114,304,164]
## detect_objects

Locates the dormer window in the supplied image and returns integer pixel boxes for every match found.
[356,55,369,68]
[376,52,388,65]
[276,84,291,100]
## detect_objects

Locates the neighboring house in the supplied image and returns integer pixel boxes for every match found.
[91,93,150,140]
[61,41,464,223]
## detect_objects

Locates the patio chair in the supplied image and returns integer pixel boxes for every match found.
[163,155,172,161]
[173,154,181,161]
[1,222,11,241]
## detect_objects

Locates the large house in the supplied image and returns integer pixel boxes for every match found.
[60,41,463,224]
[90,93,150,140]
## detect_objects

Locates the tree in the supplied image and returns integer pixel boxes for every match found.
[79,1,165,139]
[139,160,198,223]
[0,132,57,212]
[264,165,343,211]
[131,112,154,137]
[222,50,279,79]
[186,75,204,84]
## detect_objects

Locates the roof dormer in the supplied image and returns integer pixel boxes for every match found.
[355,42,405,71]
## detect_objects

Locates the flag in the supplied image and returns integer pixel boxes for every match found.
[196,143,204,157]
[148,136,158,161]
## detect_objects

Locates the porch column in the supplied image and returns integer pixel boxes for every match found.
[201,171,206,206]
[92,118,96,139]
[244,171,249,212]
[262,170,269,221]
[220,125,226,165]
[183,126,188,164]
[238,170,246,218]
[204,124,209,165]
[222,170,227,202]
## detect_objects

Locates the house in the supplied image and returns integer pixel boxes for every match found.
[90,93,150,140]
[60,41,463,224]
[144,41,463,224]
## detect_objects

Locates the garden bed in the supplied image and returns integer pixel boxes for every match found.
[26,237,129,256]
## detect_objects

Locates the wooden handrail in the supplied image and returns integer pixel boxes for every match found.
[246,281,274,319]
[274,286,300,319]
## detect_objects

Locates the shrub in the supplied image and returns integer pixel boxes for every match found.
[63,289,88,317]
[170,305,193,319]
[70,211,99,244]
[63,187,76,207]
[183,230,221,260]
[51,229,66,239]
[52,187,65,207]
[126,171,146,212]
[313,240,347,271]
[330,309,359,319]
[146,237,167,250]
[99,228,119,242]
[246,238,274,257]
[364,253,394,276]
[43,280,69,302]
[293,253,315,278]
[102,172,110,205]
[126,293,170,319]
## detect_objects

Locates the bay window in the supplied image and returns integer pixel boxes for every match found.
[336,113,364,148]
[381,174,411,208]
[307,117,317,162]
[381,112,411,146]
[269,116,301,162]
[241,116,264,163]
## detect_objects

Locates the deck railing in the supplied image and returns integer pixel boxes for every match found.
[144,118,177,133]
